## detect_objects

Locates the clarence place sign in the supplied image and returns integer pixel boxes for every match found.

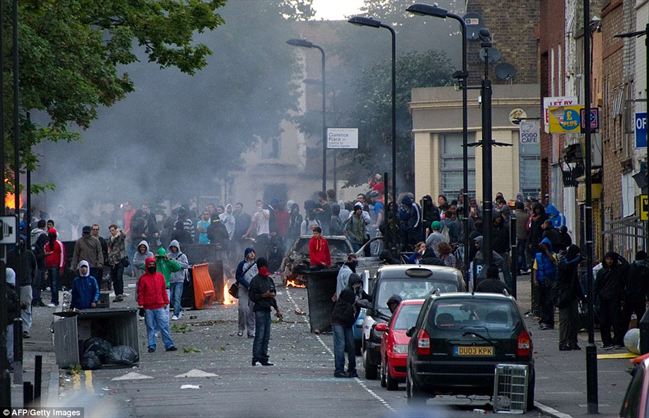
[327,128,358,149]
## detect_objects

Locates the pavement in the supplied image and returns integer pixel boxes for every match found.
[4,271,634,417]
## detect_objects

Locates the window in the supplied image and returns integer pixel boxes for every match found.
[440,132,476,198]
[393,304,424,330]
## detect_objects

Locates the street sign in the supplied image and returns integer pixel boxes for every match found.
[636,112,647,148]
[519,120,539,144]
[641,194,649,221]
[580,108,599,132]
[327,128,358,149]
[0,216,16,244]
[543,96,577,133]
[548,105,582,133]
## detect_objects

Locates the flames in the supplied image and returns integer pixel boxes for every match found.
[285,278,306,288]
[223,280,236,305]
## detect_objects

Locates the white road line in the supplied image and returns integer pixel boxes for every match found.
[285,287,395,412]
[535,401,574,418]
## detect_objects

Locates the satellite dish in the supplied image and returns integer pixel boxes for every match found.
[496,63,517,81]
[479,47,501,64]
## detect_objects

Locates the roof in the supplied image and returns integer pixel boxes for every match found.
[400,299,425,306]
[430,292,515,301]
[377,264,463,280]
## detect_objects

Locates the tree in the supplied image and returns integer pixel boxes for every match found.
[6,0,227,180]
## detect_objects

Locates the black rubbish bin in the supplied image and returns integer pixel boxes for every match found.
[304,267,340,334]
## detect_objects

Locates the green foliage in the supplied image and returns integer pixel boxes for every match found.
[5,0,226,182]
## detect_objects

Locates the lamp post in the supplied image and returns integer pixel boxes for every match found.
[348,16,397,204]
[287,38,327,193]
[406,4,470,277]
[478,28,494,268]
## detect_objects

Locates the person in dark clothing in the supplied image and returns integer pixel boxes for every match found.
[556,245,582,351]
[620,251,649,339]
[207,217,229,249]
[31,219,48,306]
[407,241,438,265]
[421,195,440,237]
[476,265,510,294]
[171,220,193,246]
[329,204,344,236]
[541,220,561,253]
[248,258,283,366]
[386,294,402,315]
[533,237,557,330]
[6,237,37,337]
[595,252,627,349]
[331,273,370,378]
[380,201,402,258]
[558,226,572,253]
[527,203,547,262]
[492,214,512,290]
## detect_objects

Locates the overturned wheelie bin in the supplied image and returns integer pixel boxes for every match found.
[304,267,340,334]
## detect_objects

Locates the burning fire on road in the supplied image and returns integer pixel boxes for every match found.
[223,280,236,305]
[285,278,306,288]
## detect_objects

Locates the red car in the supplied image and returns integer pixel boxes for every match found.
[377,299,424,390]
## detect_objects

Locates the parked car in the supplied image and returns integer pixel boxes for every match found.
[377,299,424,390]
[362,264,465,380]
[406,292,534,411]
[620,353,649,418]
[280,235,353,285]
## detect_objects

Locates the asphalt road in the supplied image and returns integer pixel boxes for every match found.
[53,285,546,418]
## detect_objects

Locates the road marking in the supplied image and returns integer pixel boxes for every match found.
[112,372,153,381]
[535,401,573,418]
[175,369,218,378]
[285,287,395,413]
[84,370,93,391]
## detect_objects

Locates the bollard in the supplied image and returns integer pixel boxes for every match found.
[23,381,33,407]
[13,318,22,384]
[34,355,42,405]
[639,309,649,354]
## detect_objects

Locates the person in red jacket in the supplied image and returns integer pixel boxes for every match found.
[309,226,331,269]
[137,257,177,353]
[43,228,65,307]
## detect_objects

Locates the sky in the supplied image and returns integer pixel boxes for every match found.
[312,0,364,20]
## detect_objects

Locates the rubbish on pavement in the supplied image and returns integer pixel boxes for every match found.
[109,345,140,366]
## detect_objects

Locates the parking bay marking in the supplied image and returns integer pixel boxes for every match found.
[285,287,395,413]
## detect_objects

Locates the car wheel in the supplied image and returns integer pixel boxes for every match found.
[386,360,398,391]
[406,366,426,403]
[380,361,387,388]
[363,346,378,380]
[526,368,535,412]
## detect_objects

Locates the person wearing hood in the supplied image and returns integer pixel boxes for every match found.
[44,228,65,307]
[168,240,190,320]
[248,257,283,366]
[532,237,558,330]
[595,252,627,349]
[472,236,505,289]
[30,219,48,307]
[70,261,99,310]
[137,257,177,353]
[556,245,583,351]
[386,294,402,314]
[476,265,510,294]
[398,195,422,250]
[171,220,193,246]
[335,254,358,300]
[132,240,153,279]
[5,268,20,366]
[621,251,649,339]
[207,215,229,250]
[71,226,104,282]
[155,247,182,290]
[235,247,258,337]
[309,226,331,269]
[527,203,547,263]
[107,225,127,303]
[344,203,369,252]
[331,273,369,378]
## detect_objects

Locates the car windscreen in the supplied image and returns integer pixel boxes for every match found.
[393,304,423,330]
[294,238,350,258]
[428,299,519,332]
[376,278,459,316]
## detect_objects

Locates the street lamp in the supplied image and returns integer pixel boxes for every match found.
[347,16,397,204]
[287,38,327,193]
[406,4,470,278]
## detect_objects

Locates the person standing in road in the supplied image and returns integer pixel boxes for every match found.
[556,245,582,351]
[308,226,331,269]
[91,224,109,288]
[70,261,99,310]
[108,225,127,302]
[195,210,211,245]
[71,226,104,284]
[532,237,557,330]
[334,254,358,300]
[345,203,368,252]
[168,240,190,321]
[621,251,649,337]
[476,265,510,294]
[246,200,271,261]
[514,201,530,274]
[235,248,258,337]
[249,257,282,366]
[331,273,365,378]
[44,228,65,307]
[233,202,252,257]
[595,252,627,349]
[137,257,177,353]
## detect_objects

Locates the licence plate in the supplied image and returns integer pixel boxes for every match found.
[454,346,494,356]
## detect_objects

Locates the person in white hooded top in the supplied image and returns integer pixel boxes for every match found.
[168,240,190,320]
